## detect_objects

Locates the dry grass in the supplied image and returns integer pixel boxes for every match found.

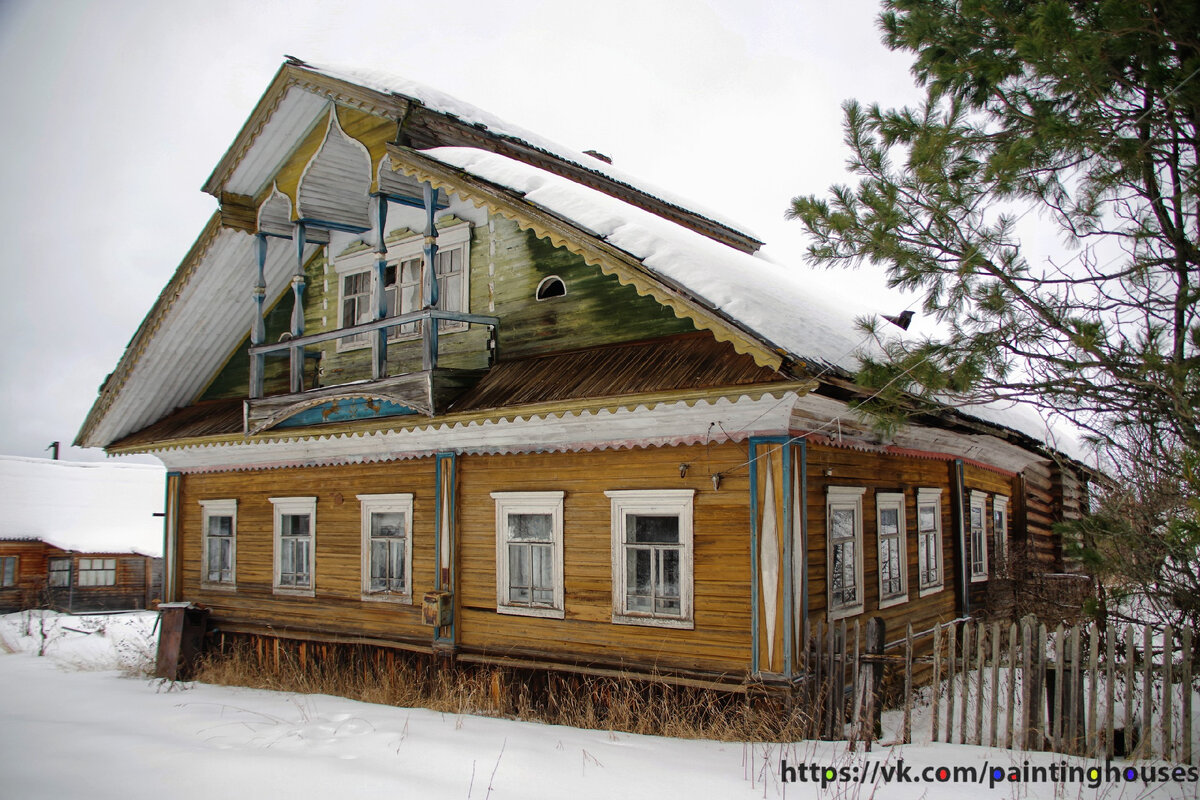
[193,637,816,742]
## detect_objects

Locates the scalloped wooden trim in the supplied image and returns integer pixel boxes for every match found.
[384,145,784,371]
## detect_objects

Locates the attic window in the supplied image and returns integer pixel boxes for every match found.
[536,276,566,301]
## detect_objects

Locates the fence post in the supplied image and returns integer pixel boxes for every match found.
[960,621,972,744]
[1124,625,1134,755]
[863,616,885,750]
[1181,628,1192,766]
[1005,621,1017,750]
[1105,624,1115,760]
[947,624,958,744]
[1087,624,1099,757]
[1052,624,1064,753]
[1162,625,1173,762]
[975,622,986,746]
[989,620,1000,747]
[931,623,942,743]
[903,622,913,745]
[1021,618,1033,750]
[1140,624,1153,759]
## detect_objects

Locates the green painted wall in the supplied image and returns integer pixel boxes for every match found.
[200,212,695,402]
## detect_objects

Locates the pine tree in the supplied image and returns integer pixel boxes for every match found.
[789,0,1199,631]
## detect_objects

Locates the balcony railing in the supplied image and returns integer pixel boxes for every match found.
[248,308,499,400]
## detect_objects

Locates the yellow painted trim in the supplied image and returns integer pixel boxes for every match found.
[105,381,816,455]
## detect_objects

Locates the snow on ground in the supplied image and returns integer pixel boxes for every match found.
[0,612,1195,800]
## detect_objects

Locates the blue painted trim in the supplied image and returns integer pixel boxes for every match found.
[374,190,450,211]
[782,443,793,679]
[749,441,760,675]
[749,435,793,678]
[274,398,418,429]
[799,440,809,678]
[294,217,371,235]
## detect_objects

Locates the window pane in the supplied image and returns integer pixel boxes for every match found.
[389,540,405,588]
[626,548,653,611]
[371,512,405,538]
[830,508,856,540]
[879,508,899,536]
[919,505,936,532]
[370,540,388,590]
[208,515,232,537]
[508,513,552,541]
[508,543,530,603]
[628,514,678,544]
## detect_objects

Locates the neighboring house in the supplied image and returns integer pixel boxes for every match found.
[75,59,1089,690]
[0,457,165,612]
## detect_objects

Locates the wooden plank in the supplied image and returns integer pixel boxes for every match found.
[851,619,861,744]
[1053,624,1064,752]
[1005,621,1017,750]
[1105,625,1115,760]
[1162,625,1173,762]
[1182,628,1192,765]
[1036,623,1047,752]
[989,620,1000,747]
[975,622,985,746]
[1141,624,1153,760]
[1124,625,1134,756]
[1087,623,1098,757]
[904,622,913,745]
[1069,625,1081,754]
[1021,619,1032,750]
[814,618,825,738]
[947,624,958,744]
[960,621,971,745]
[931,623,942,743]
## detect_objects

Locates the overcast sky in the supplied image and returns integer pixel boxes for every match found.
[0,0,925,464]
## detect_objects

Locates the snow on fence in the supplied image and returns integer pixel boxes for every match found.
[806,617,1197,765]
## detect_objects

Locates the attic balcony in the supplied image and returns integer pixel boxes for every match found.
[244,309,499,435]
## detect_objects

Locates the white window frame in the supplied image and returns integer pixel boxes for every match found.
[0,556,16,587]
[77,558,116,587]
[333,221,472,352]
[491,491,565,619]
[916,488,944,597]
[969,490,989,583]
[993,495,1010,566]
[200,499,237,590]
[875,491,908,609]
[358,493,414,603]
[606,489,694,629]
[826,487,866,620]
[270,496,317,596]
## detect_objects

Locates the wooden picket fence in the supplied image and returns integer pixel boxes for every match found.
[805,616,1197,764]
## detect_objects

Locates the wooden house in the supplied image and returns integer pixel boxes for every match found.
[0,456,165,613]
[75,59,1089,691]
[0,538,161,613]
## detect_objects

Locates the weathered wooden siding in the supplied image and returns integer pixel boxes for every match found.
[0,541,159,613]
[962,461,1019,614]
[176,443,753,678]
[178,460,438,647]
[804,445,962,647]
[1021,461,1059,569]
[455,443,752,677]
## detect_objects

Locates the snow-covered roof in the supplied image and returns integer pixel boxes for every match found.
[0,456,165,557]
[407,146,1088,462]
[414,146,872,372]
[299,61,761,244]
